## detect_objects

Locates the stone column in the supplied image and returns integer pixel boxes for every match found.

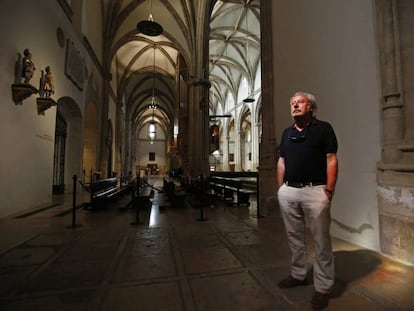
[235,131,242,171]
[223,134,229,171]
[252,121,260,170]
[375,0,414,265]
[98,73,111,177]
[259,0,278,215]
[187,81,210,176]
[376,0,404,165]
[125,117,133,175]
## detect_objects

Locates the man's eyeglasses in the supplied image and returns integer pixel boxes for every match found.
[288,128,306,142]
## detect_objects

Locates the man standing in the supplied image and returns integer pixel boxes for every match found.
[277,92,338,310]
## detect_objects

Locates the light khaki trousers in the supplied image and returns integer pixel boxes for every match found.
[277,184,335,294]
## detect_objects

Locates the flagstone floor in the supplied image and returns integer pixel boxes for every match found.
[0,176,413,310]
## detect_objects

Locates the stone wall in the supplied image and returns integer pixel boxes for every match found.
[375,0,414,264]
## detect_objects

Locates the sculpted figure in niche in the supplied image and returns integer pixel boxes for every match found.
[43,66,55,97]
[22,48,36,83]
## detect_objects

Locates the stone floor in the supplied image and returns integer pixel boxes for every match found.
[0,176,413,311]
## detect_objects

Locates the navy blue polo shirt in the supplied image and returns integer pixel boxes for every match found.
[279,118,338,183]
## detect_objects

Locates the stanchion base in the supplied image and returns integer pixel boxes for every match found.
[130,221,144,226]
[251,215,264,219]
[65,224,82,229]
[196,217,208,222]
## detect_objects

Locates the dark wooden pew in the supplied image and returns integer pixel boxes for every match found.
[135,183,152,208]
[209,172,258,206]
[87,177,131,210]
[163,177,187,207]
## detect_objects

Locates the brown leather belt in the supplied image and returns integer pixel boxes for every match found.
[285,181,325,188]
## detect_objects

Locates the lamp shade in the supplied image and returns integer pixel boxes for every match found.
[137,20,163,36]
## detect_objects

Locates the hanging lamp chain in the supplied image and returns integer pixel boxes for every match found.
[152,44,156,103]
[148,0,154,21]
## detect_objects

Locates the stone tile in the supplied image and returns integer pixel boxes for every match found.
[334,249,383,285]
[112,254,176,282]
[174,223,215,238]
[224,230,264,246]
[235,243,291,266]
[26,232,78,247]
[1,290,93,311]
[56,241,120,262]
[327,291,385,311]
[260,266,312,303]
[123,237,171,257]
[77,229,124,243]
[0,266,37,297]
[22,260,110,293]
[190,271,284,311]
[128,227,169,239]
[100,282,183,311]
[0,247,55,267]
[177,233,224,250]
[181,247,242,274]
[353,267,414,310]
[214,221,255,233]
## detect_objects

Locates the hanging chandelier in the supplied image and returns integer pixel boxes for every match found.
[148,103,156,144]
[137,0,163,36]
[148,45,157,144]
[242,7,254,103]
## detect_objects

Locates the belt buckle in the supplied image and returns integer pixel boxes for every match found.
[286,181,314,188]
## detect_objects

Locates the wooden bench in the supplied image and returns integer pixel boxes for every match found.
[123,177,153,210]
[87,177,130,210]
[209,172,258,206]
[163,177,187,207]
[136,185,152,208]
[182,176,215,209]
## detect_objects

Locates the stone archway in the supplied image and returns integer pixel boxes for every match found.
[54,97,83,193]
[52,113,67,194]
[82,99,98,182]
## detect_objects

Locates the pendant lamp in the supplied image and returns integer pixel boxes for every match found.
[137,0,163,36]
[242,7,254,103]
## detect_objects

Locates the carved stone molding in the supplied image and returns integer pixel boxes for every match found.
[378,162,414,174]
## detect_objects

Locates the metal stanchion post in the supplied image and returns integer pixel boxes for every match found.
[197,175,207,221]
[67,174,81,228]
[256,172,263,218]
[131,179,143,225]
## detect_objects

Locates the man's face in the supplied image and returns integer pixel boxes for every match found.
[290,95,313,118]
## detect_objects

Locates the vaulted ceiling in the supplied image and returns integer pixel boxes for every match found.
[104,0,260,135]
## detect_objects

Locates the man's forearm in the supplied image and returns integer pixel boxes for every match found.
[277,157,285,188]
[326,153,338,191]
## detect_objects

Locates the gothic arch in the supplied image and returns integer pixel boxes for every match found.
[55,96,83,191]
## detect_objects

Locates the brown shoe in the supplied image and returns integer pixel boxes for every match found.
[277,275,308,288]
[311,291,330,310]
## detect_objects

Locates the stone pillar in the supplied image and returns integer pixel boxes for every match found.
[125,117,133,175]
[259,0,278,215]
[98,74,111,177]
[252,121,260,170]
[377,0,404,164]
[375,0,414,265]
[187,81,210,176]
[235,131,242,171]
[223,134,229,171]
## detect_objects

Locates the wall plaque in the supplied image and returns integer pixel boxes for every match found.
[65,39,86,91]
